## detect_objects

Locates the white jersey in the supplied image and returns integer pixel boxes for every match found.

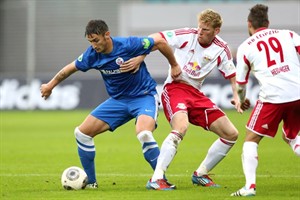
[160,28,236,91]
[236,28,300,103]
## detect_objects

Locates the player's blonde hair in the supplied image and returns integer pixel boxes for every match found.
[197,9,223,29]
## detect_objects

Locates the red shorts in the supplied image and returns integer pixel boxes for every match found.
[161,82,225,130]
[247,99,300,139]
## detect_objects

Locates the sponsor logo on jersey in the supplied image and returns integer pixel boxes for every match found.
[203,55,212,62]
[166,32,173,37]
[115,57,124,65]
[188,61,201,71]
[77,54,83,62]
[183,61,201,77]
[100,69,122,74]
[142,38,150,49]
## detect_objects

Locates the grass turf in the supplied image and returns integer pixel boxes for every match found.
[1,110,299,200]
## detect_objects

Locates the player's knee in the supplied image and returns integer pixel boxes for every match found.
[231,129,239,141]
[223,129,238,142]
[165,131,182,147]
[74,127,81,138]
[294,145,300,157]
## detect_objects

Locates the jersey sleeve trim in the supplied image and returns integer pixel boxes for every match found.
[296,46,300,54]
[159,32,167,41]
[237,80,248,85]
[223,72,236,79]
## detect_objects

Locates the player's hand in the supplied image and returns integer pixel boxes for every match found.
[240,98,251,111]
[231,98,250,113]
[40,84,52,100]
[171,64,182,80]
[120,55,146,73]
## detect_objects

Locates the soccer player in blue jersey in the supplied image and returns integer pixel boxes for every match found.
[40,19,181,188]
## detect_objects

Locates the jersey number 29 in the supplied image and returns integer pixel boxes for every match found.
[257,37,284,68]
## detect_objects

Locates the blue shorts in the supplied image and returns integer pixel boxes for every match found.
[91,94,159,131]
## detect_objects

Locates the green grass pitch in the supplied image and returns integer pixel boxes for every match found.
[1,110,299,199]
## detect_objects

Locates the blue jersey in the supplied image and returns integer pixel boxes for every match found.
[75,36,157,99]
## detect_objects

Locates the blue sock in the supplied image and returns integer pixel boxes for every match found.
[77,147,96,184]
[143,142,160,170]
[137,131,160,170]
[143,145,168,180]
[74,127,96,184]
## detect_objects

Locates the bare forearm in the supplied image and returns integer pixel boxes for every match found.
[49,68,71,88]
[157,43,178,66]
[236,84,246,102]
[40,62,77,100]
[150,33,178,67]
[230,77,239,100]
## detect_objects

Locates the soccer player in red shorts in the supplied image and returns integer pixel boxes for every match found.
[231,4,300,197]
[126,9,250,190]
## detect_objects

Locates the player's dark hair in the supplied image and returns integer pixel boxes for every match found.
[85,20,109,37]
[248,4,269,29]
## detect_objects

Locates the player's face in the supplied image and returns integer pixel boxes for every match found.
[197,21,220,46]
[87,32,111,54]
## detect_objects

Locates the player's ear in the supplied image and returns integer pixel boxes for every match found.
[104,31,110,39]
[247,21,252,29]
[214,27,220,35]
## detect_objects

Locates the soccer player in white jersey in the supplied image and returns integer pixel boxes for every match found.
[230,4,300,197]
[124,9,249,190]
[40,19,180,189]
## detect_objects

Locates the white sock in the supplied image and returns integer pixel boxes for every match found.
[242,141,258,189]
[74,127,95,151]
[151,131,182,181]
[196,138,235,176]
[289,135,300,157]
[136,130,158,152]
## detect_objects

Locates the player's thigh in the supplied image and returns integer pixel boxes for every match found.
[209,115,238,141]
[282,100,300,140]
[170,111,189,135]
[247,100,282,138]
[79,114,110,137]
[90,98,132,132]
[136,115,156,133]
[161,83,190,123]
[129,94,159,133]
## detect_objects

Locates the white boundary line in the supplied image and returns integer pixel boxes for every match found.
[1,173,300,178]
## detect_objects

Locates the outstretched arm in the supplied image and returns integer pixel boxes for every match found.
[150,33,182,79]
[120,33,182,79]
[120,55,147,73]
[40,61,78,100]
[231,80,250,113]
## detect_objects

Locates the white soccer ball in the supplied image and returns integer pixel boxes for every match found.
[61,166,88,190]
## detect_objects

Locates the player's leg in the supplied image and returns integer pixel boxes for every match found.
[131,94,160,171]
[195,114,238,176]
[75,97,130,188]
[75,115,109,187]
[152,111,187,181]
[147,83,188,190]
[146,112,187,190]
[281,100,300,156]
[286,134,300,156]
[136,114,160,170]
[230,130,261,196]
[231,101,282,196]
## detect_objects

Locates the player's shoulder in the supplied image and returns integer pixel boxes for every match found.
[277,29,299,38]
[113,36,151,44]
[82,46,97,58]
[213,35,229,48]
[173,27,198,36]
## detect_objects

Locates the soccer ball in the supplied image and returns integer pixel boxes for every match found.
[61,166,88,190]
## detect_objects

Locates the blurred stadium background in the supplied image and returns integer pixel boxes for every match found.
[0,0,299,110]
